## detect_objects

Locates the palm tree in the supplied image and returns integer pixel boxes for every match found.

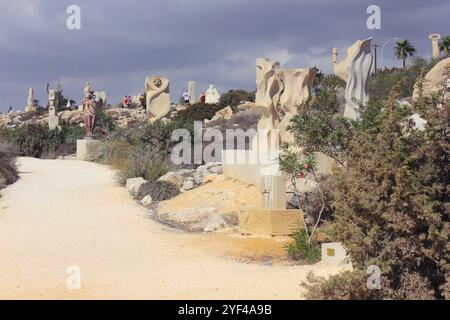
[394,39,417,68]
[439,36,450,56]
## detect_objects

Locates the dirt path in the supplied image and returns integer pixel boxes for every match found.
[0,157,343,300]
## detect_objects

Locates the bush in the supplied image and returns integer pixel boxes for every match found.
[218,89,255,111]
[0,142,18,190]
[302,271,382,300]
[173,103,224,125]
[0,124,85,159]
[285,229,321,264]
[135,180,180,202]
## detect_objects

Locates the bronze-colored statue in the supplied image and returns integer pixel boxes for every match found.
[82,91,98,139]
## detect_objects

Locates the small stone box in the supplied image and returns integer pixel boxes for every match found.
[239,208,303,236]
[76,139,99,161]
[321,242,352,267]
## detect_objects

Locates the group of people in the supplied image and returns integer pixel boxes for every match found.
[181,90,206,105]
[121,95,132,108]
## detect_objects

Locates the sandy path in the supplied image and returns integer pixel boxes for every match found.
[0,157,342,300]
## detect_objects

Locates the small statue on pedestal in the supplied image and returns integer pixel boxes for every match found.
[81,91,98,139]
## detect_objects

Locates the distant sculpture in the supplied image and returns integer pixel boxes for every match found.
[413,57,450,101]
[429,34,442,60]
[84,82,91,97]
[205,85,221,104]
[81,91,98,139]
[94,91,107,108]
[333,38,374,120]
[48,90,59,116]
[188,81,196,105]
[145,76,171,121]
[25,86,37,112]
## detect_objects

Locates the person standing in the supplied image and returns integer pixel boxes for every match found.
[182,89,190,106]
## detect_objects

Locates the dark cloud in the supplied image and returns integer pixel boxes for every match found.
[0,0,448,111]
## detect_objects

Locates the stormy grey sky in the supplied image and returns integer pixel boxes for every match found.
[0,0,448,111]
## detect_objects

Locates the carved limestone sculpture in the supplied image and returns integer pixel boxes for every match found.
[25,87,37,112]
[252,58,316,151]
[333,38,373,120]
[275,68,317,143]
[412,57,450,101]
[145,76,170,121]
[205,84,221,104]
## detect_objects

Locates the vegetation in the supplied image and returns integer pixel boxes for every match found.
[134,181,180,202]
[172,102,224,125]
[282,61,450,299]
[394,39,417,68]
[218,89,255,112]
[285,229,321,264]
[439,35,450,56]
[0,142,18,191]
[88,120,193,184]
[0,124,85,159]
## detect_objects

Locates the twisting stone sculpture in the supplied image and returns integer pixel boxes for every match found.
[145,76,171,121]
[252,58,316,151]
[333,38,373,120]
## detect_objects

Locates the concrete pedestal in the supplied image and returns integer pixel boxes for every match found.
[321,242,352,267]
[239,208,303,236]
[76,139,99,161]
[48,115,59,130]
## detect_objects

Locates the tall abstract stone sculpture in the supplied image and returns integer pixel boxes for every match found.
[48,89,60,130]
[25,87,37,112]
[188,81,196,105]
[429,34,442,60]
[205,85,221,104]
[145,76,170,121]
[333,38,373,120]
[276,68,317,143]
[252,58,316,151]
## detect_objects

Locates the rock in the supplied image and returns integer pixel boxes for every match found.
[126,177,149,198]
[202,174,224,184]
[181,180,194,192]
[204,214,227,232]
[410,113,427,131]
[413,57,450,101]
[141,195,153,207]
[158,172,184,189]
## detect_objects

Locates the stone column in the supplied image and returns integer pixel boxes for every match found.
[429,34,442,60]
[188,81,196,105]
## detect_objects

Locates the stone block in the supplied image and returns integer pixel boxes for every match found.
[76,139,99,161]
[239,208,303,236]
[321,242,352,267]
[48,115,59,130]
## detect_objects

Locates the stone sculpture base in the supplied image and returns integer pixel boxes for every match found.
[321,242,352,267]
[76,139,99,161]
[239,208,303,236]
[48,116,59,130]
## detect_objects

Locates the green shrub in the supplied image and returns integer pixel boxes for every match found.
[302,271,383,300]
[285,229,321,264]
[173,103,224,125]
[0,142,18,190]
[135,180,180,201]
[218,89,255,111]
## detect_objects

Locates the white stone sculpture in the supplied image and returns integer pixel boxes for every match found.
[188,81,196,105]
[333,38,374,120]
[413,57,450,101]
[94,91,107,108]
[205,84,220,104]
[275,68,317,143]
[429,34,442,60]
[145,76,171,121]
[48,90,59,130]
[25,87,37,112]
[252,58,316,151]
